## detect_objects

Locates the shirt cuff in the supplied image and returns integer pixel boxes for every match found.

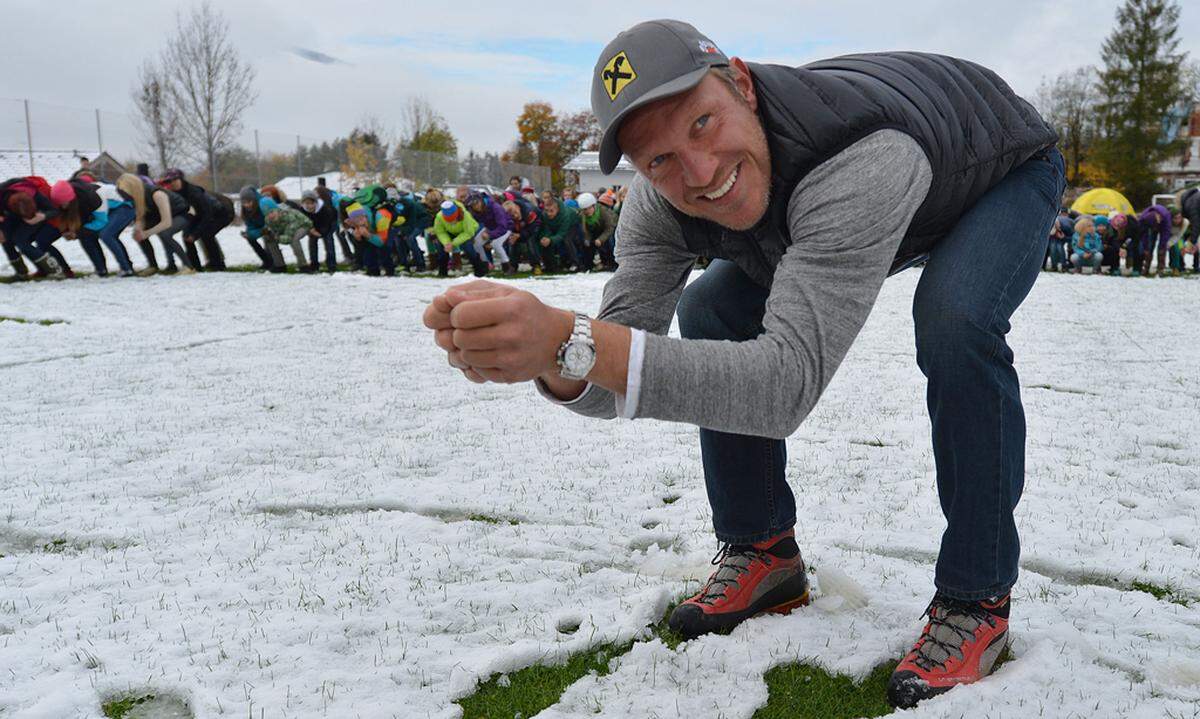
[534,376,597,406]
[613,328,646,420]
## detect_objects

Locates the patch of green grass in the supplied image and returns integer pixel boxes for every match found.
[102,694,154,718]
[466,513,520,526]
[41,538,69,553]
[457,598,688,718]
[754,661,897,719]
[1131,580,1191,606]
[457,644,626,719]
[0,315,65,326]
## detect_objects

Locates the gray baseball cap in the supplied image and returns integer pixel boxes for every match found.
[591,20,729,174]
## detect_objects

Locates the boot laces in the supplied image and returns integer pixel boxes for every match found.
[911,597,997,671]
[694,543,771,606]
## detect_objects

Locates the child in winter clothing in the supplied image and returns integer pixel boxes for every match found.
[433,199,487,277]
[503,194,543,273]
[260,196,312,272]
[51,179,135,276]
[1071,216,1102,274]
[116,173,196,274]
[466,191,515,274]
[300,189,338,272]
[538,198,581,273]
[239,186,275,270]
[577,192,618,272]
[391,183,429,271]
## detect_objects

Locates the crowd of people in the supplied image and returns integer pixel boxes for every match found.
[0,168,628,281]
[1047,189,1200,277]
[4,163,1198,283]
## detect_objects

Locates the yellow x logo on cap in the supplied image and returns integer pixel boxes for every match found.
[601,51,637,101]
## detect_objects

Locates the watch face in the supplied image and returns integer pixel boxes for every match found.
[564,343,596,374]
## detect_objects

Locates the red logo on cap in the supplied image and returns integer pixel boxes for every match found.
[698,40,719,54]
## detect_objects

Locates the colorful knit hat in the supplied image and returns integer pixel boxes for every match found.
[49,180,76,207]
[440,200,462,222]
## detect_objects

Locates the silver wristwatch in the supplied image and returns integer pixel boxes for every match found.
[556,312,596,381]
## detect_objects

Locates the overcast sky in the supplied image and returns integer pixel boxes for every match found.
[2,0,1197,159]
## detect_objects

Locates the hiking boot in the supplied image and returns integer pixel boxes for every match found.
[668,530,809,640]
[887,594,1010,709]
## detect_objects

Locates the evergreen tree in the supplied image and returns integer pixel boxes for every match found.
[1092,0,1186,205]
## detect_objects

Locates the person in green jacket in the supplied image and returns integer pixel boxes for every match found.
[577,192,618,271]
[537,198,581,273]
[432,200,487,277]
[261,196,313,273]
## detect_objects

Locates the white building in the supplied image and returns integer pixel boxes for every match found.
[1157,103,1200,191]
[564,151,637,193]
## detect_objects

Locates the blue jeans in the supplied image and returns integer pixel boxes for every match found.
[78,205,135,275]
[1046,237,1066,270]
[676,149,1066,601]
[1071,251,1102,270]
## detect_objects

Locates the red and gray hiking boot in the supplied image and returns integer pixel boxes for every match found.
[887,593,1010,708]
[667,529,809,640]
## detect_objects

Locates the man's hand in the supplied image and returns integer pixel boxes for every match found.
[540,237,551,248]
[25,212,46,225]
[424,280,572,384]
[134,228,145,242]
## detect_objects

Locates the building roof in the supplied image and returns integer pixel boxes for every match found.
[0,148,98,182]
[564,151,635,173]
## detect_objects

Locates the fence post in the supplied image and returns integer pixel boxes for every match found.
[296,135,303,192]
[95,109,104,154]
[23,99,34,175]
[254,129,262,186]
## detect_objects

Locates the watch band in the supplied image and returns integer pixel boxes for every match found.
[556,312,596,381]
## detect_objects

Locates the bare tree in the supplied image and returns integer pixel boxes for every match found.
[1034,66,1099,185]
[162,1,256,191]
[130,60,178,173]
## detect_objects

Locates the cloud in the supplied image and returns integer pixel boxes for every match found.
[2,0,1198,157]
[290,47,347,65]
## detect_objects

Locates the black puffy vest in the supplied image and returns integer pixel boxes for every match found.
[671,52,1058,286]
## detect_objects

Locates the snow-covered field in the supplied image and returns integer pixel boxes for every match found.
[2,234,1199,718]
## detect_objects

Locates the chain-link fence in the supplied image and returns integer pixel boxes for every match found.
[0,97,551,196]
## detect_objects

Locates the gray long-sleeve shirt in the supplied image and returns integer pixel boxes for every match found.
[543,129,932,439]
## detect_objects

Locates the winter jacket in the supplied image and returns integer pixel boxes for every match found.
[1180,187,1200,245]
[176,180,220,234]
[302,200,337,236]
[243,191,267,239]
[667,53,1057,287]
[433,201,479,248]
[539,200,581,246]
[394,193,432,234]
[1072,231,1102,255]
[261,197,312,241]
[0,176,58,220]
[1138,205,1172,246]
[370,205,395,247]
[581,205,618,246]
[83,183,130,231]
[468,195,513,238]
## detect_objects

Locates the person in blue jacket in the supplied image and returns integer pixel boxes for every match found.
[238,185,276,270]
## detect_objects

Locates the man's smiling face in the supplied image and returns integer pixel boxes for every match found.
[617,58,771,231]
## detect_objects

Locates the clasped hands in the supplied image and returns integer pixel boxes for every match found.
[423,280,574,384]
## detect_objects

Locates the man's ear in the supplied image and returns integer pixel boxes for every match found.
[729,57,757,111]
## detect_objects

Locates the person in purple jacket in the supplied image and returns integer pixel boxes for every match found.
[1137,204,1172,277]
[466,191,516,274]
